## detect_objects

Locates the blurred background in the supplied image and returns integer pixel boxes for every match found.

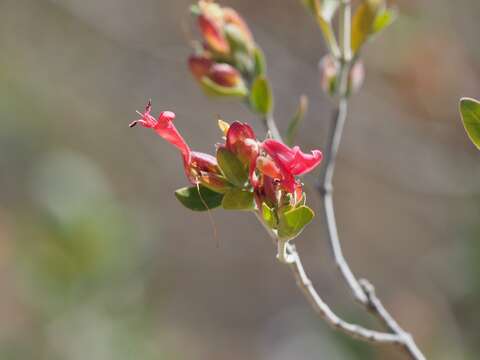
[1,0,480,359]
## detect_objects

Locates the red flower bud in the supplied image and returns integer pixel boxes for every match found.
[319,55,365,96]
[208,63,242,87]
[226,122,259,165]
[198,14,230,55]
[188,55,213,81]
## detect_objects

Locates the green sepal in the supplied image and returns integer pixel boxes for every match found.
[278,205,315,240]
[460,97,480,150]
[174,185,224,212]
[250,75,273,115]
[262,202,277,229]
[222,189,255,211]
[216,147,249,187]
[200,76,248,98]
[225,24,250,54]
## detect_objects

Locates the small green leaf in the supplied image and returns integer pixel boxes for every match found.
[460,97,480,150]
[262,202,277,229]
[278,205,315,240]
[175,185,224,212]
[216,148,248,187]
[250,75,273,115]
[286,95,309,146]
[253,47,266,77]
[222,189,255,210]
[373,8,397,34]
[200,76,248,98]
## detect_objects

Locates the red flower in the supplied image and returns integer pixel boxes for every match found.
[129,100,191,163]
[130,101,228,192]
[261,140,323,192]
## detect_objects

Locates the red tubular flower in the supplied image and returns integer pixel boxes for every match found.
[129,100,191,163]
[261,139,323,192]
[130,101,228,192]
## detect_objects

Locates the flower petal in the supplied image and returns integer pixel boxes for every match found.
[262,140,322,176]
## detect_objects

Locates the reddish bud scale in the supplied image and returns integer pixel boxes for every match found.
[198,15,230,55]
[188,55,213,80]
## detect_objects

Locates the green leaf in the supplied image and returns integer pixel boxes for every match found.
[286,95,309,146]
[253,47,266,77]
[200,76,248,98]
[278,205,315,240]
[175,185,224,212]
[250,75,273,115]
[460,97,480,150]
[222,189,255,210]
[373,8,397,34]
[262,202,277,229]
[216,148,248,187]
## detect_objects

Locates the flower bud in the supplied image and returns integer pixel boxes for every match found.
[208,63,243,87]
[223,7,254,52]
[198,172,231,193]
[319,55,365,96]
[198,14,230,55]
[226,122,259,166]
[188,55,213,81]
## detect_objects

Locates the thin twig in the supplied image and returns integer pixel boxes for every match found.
[313,2,426,358]
[265,113,282,141]
[254,213,402,344]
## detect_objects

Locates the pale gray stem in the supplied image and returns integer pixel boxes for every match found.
[254,213,403,344]
[265,113,282,141]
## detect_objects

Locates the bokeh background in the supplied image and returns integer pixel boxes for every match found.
[1,0,480,359]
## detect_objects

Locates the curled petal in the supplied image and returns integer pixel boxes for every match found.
[262,140,322,176]
[198,15,230,55]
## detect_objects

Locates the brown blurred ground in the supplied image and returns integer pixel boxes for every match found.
[1,0,480,359]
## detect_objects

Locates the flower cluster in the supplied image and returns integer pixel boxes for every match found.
[188,0,266,99]
[130,101,322,241]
